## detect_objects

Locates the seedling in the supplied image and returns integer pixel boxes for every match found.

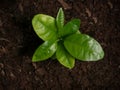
[32,8,104,69]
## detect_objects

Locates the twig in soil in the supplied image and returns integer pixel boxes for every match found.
[58,0,71,10]
[32,63,37,69]
[107,1,113,9]
[0,38,10,42]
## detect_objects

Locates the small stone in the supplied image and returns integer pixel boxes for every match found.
[35,68,46,76]
[35,76,39,81]
[118,65,120,69]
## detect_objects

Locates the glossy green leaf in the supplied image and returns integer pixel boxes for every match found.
[56,8,64,30]
[76,30,81,34]
[32,8,104,69]
[64,34,104,61]
[32,41,57,62]
[59,19,80,37]
[56,43,75,69]
[32,14,57,41]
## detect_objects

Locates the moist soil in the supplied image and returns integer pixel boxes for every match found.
[0,0,120,90]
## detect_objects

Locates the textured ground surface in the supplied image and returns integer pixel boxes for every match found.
[0,0,120,89]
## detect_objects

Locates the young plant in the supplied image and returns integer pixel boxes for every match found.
[32,8,104,69]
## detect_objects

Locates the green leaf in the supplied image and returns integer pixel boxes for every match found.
[59,19,81,37]
[32,14,57,41]
[64,34,104,61]
[56,8,64,30]
[76,30,81,34]
[56,43,75,69]
[32,41,57,62]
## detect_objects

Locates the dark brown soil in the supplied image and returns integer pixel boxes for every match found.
[0,0,120,90]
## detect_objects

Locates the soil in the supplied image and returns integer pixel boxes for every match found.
[0,0,120,90]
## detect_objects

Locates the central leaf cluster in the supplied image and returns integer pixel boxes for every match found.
[32,8,104,69]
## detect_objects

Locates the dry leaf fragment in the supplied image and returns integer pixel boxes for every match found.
[85,8,91,17]
[58,0,71,10]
